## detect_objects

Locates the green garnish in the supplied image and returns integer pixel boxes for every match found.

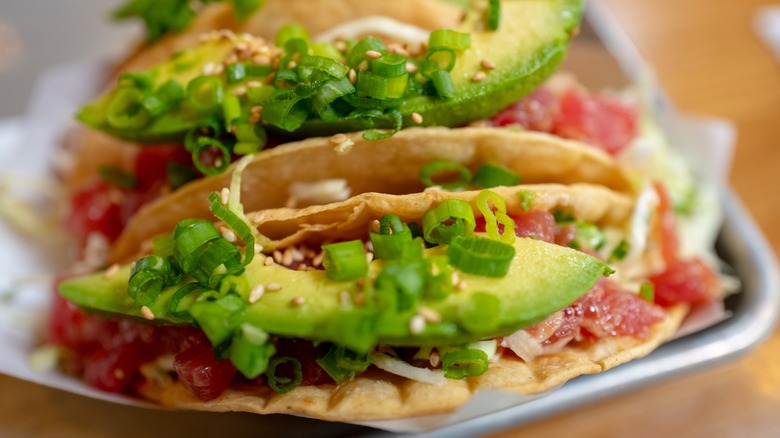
[321,240,369,281]
[475,190,516,244]
[518,190,535,212]
[265,356,303,394]
[419,160,472,191]
[441,348,489,379]
[99,165,137,189]
[639,283,655,303]
[446,235,515,278]
[610,239,631,261]
[316,345,370,383]
[473,163,520,188]
[370,214,414,260]
[422,199,476,244]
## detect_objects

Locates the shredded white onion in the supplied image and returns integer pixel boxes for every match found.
[370,353,447,385]
[288,178,351,207]
[500,330,543,363]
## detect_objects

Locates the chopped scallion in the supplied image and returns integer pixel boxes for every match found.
[322,240,369,281]
[422,199,476,245]
[446,235,514,278]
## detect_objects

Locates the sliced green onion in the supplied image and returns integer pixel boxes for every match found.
[447,235,514,277]
[141,79,185,116]
[487,0,501,30]
[230,324,276,379]
[128,255,172,306]
[361,109,403,140]
[346,36,385,69]
[428,29,472,51]
[191,137,231,175]
[166,162,198,189]
[187,293,248,345]
[226,63,273,84]
[610,239,631,261]
[375,260,427,312]
[427,69,455,99]
[167,282,201,318]
[441,348,488,379]
[357,71,408,100]
[222,93,242,131]
[518,190,535,212]
[312,77,355,116]
[572,222,606,251]
[473,163,520,188]
[640,283,655,303]
[370,214,413,260]
[118,72,155,91]
[275,24,309,47]
[280,38,309,69]
[99,165,137,189]
[262,92,311,132]
[207,191,255,272]
[475,190,516,245]
[419,160,472,191]
[552,208,575,223]
[422,48,456,75]
[173,219,241,284]
[187,75,224,112]
[458,291,501,333]
[310,42,343,60]
[106,88,151,129]
[231,0,263,19]
[152,234,175,258]
[184,117,223,152]
[422,199,476,245]
[265,356,303,394]
[371,53,407,78]
[322,240,369,281]
[300,55,349,78]
[315,345,370,382]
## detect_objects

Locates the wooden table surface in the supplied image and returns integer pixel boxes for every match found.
[491,0,780,436]
[1,1,778,437]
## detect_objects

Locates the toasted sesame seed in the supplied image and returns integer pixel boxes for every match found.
[248,113,261,124]
[356,278,366,289]
[254,243,264,253]
[273,250,283,264]
[220,187,230,205]
[253,55,271,66]
[348,69,357,84]
[202,62,216,75]
[365,50,382,59]
[251,211,265,224]
[224,53,239,65]
[456,280,468,291]
[312,251,324,267]
[220,227,237,243]
[249,284,265,304]
[287,61,298,69]
[231,86,247,96]
[339,290,351,306]
[329,133,347,145]
[419,307,442,323]
[405,62,418,74]
[387,43,409,57]
[213,63,224,75]
[264,256,275,266]
[334,40,348,52]
[409,315,426,335]
[141,306,155,321]
[266,282,283,292]
[104,264,120,278]
[471,71,486,82]
[290,247,304,262]
[481,59,496,70]
[429,350,441,368]
[371,219,381,233]
[290,296,305,306]
[282,248,294,266]
[235,42,248,52]
[297,263,308,271]
[354,291,366,306]
[364,240,374,252]
[411,112,424,124]
[246,80,263,88]
[451,271,460,286]
[366,252,374,263]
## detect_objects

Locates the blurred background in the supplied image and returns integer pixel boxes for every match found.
[0,0,779,436]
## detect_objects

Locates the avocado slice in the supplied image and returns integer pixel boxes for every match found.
[59,237,610,354]
[78,0,584,142]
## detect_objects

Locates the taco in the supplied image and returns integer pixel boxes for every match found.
[55,152,704,420]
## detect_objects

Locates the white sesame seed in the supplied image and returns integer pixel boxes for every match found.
[405,62,418,74]
[371,219,381,233]
[264,256,275,266]
[104,264,120,278]
[419,307,442,323]
[235,42,248,52]
[202,62,216,75]
[246,80,263,88]
[364,240,374,252]
[249,284,265,304]
[339,290,351,307]
[348,69,357,84]
[329,133,347,145]
[451,271,460,286]
[471,71,486,82]
[220,227,236,243]
[266,283,283,292]
[365,50,382,59]
[273,250,283,264]
[411,112,423,124]
[290,247,304,262]
[213,63,224,75]
[253,55,271,66]
[334,41,347,52]
[297,263,308,271]
[429,350,441,368]
[290,296,305,306]
[220,187,230,205]
[231,86,247,96]
[287,61,298,69]
[481,59,496,70]
[366,252,374,263]
[251,211,265,225]
[141,306,155,321]
[409,315,426,335]
[456,280,468,291]
[282,248,294,266]
[312,251,324,267]
[254,243,264,253]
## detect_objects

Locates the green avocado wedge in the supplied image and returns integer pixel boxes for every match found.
[77,0,584,143]
[59,237,610,354]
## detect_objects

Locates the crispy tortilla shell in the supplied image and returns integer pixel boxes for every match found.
[111,127,635,262]
[137,306,686,421]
